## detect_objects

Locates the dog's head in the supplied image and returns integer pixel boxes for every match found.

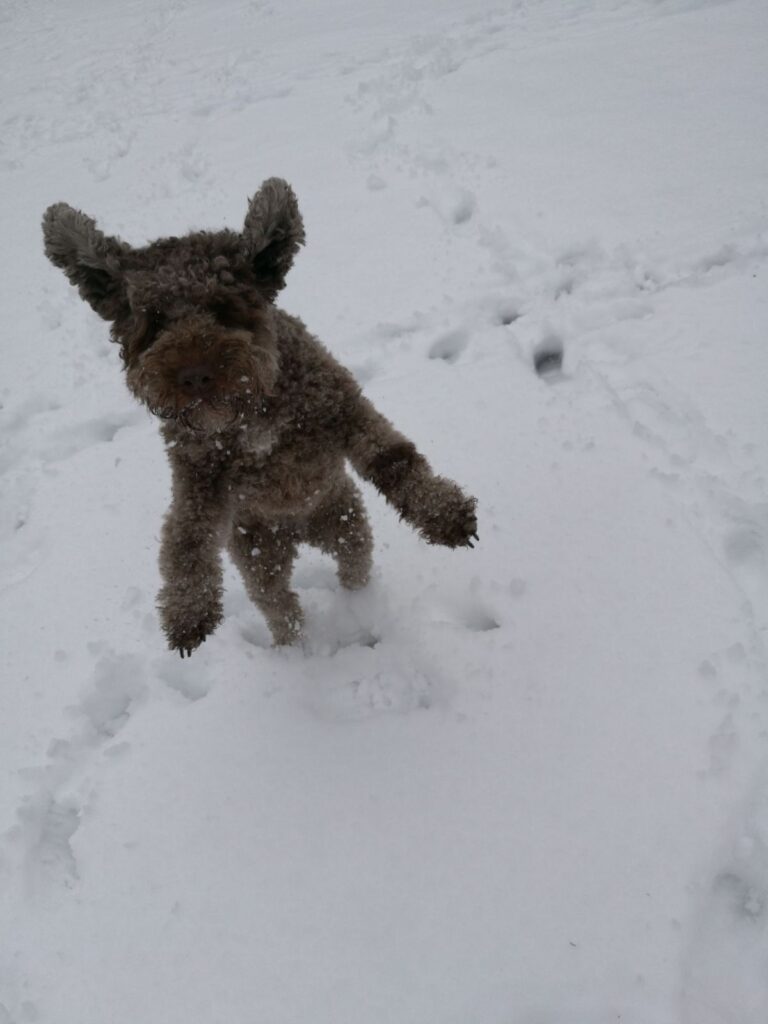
[42,179,304,433]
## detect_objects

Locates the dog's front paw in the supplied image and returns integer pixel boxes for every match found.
[158,589,223,658]
[166,620,215,658]
[418,482,478,549]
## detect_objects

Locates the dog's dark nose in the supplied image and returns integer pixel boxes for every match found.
[176,365,215,396]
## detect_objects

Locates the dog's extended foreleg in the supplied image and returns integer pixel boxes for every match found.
[346,396,477,548]
[157,464,231,656]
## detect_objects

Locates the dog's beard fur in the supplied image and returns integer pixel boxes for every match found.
[151,395,242,433]
[125,317,278,434]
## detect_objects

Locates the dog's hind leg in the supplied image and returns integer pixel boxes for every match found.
[228,520,303,645]
[305,476,373,591]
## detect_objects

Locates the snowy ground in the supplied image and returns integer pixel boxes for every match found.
[1,0,767,1021]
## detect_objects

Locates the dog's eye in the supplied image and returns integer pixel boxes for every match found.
[121,307,166,364]
[146,308,167,336]
[132,308,166,352]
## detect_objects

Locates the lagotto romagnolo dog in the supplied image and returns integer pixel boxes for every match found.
[42,179,478,655]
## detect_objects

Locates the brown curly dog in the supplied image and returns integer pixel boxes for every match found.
[43,179,477,655]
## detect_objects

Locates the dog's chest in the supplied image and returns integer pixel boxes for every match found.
[222,424,278,466]
[224,423,342,516]
[214,426,276,488]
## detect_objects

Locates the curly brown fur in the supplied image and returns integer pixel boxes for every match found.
[42,179,478,654]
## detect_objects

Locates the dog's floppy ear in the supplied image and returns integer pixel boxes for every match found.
[242,178,305,301]
[42,203,130,320]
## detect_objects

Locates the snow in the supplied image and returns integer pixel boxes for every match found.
[1,0,767,1021]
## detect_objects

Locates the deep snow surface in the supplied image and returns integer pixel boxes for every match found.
[1,1,768,1022]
